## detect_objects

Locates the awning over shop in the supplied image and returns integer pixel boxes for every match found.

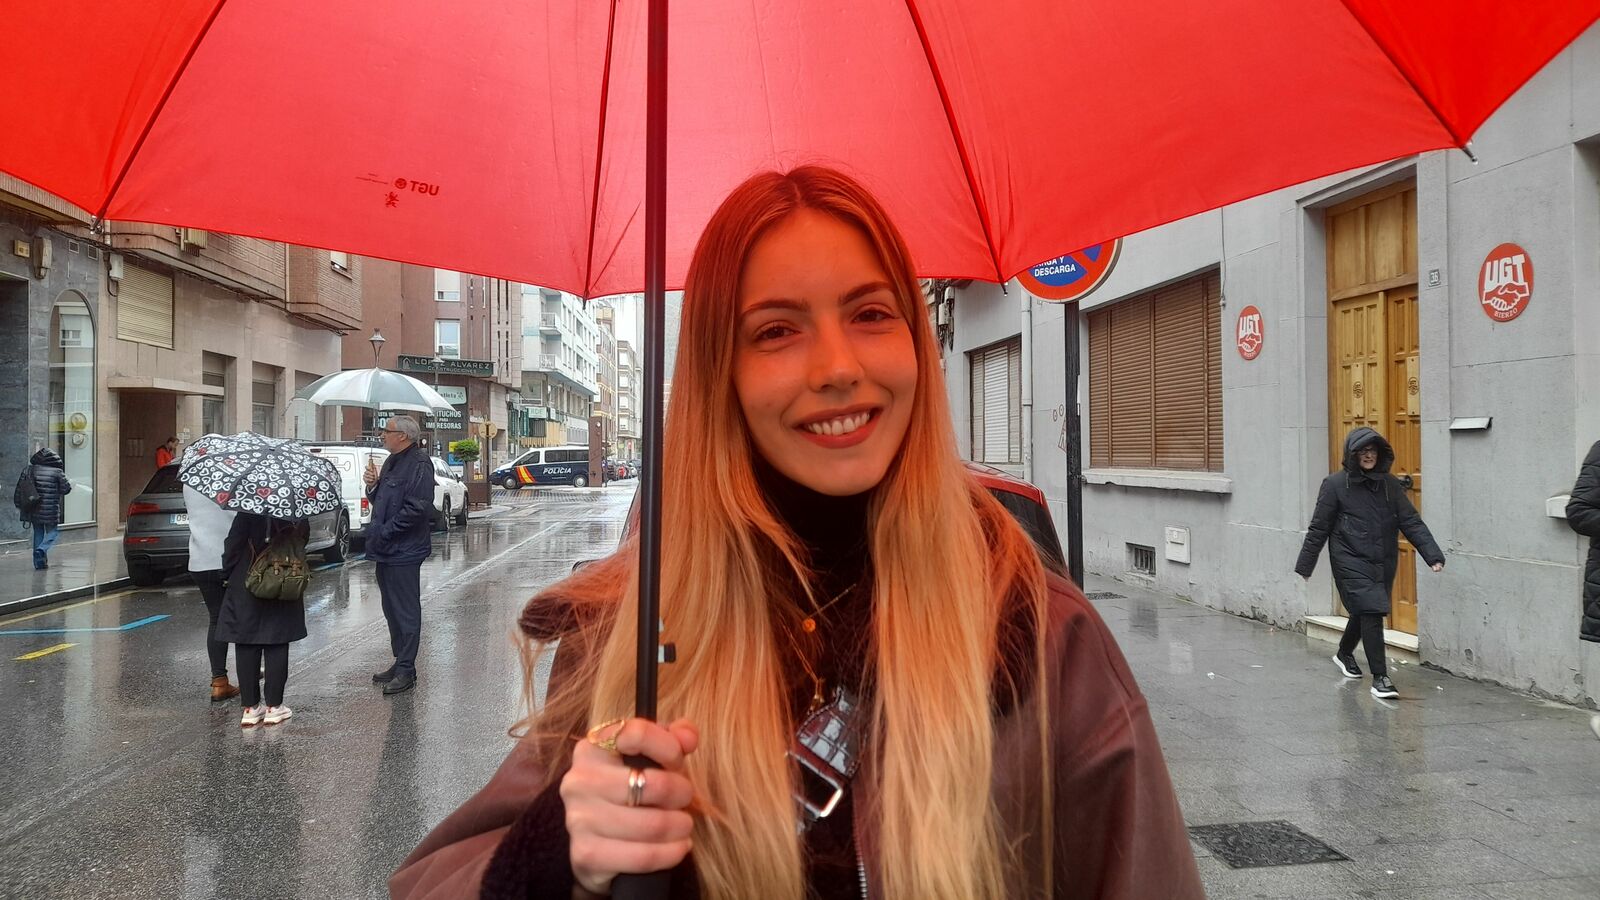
[106,375,221,396]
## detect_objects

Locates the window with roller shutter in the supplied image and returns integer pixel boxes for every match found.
[968,337,1022,465]
[1087,271,1223,472]
[116,264,174,349]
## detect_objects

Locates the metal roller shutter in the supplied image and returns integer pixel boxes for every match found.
[1087,271,1224,471]
[969,338,1021,465]
[117,265,173,349]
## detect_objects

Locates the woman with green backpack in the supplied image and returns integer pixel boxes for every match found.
[216,512,311,727]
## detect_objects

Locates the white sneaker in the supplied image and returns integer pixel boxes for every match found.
[262,705,293,726]
[240,705,266,728]
[1589,714,1600,741]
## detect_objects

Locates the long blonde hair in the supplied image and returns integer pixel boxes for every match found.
[518,166,1051,899]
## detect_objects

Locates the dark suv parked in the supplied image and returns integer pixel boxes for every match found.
[122,464,350,587]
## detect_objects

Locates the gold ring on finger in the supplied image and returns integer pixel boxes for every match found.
[585,718,625,753]
[627,767,647,808]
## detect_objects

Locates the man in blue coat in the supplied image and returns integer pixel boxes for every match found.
[365,415,436,695]
[14,448,72,570]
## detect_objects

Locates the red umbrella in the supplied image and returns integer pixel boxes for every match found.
[4,1,1594,291]
[3,5,1595,888]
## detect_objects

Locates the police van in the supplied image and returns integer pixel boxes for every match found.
[494,444,591,489]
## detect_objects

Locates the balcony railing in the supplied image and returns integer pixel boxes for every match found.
[533,354,598,394]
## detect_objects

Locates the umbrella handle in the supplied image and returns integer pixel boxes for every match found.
[609,754,672,899]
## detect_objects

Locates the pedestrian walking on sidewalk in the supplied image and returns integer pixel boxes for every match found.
[183,481,239,703]
[364,414,435,696]
[216,512,309,727]
[1562,438,1600,739]
[13,448,71,570]
[392,167,1203,900]
[1297,427,1445,699]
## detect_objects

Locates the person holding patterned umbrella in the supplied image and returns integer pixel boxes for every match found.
[179,432,341,726]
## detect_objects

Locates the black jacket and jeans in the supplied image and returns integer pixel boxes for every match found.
[366,443,436,680]
[1296,428,1445,677]
[14,448,72,569]
[1566,440,1600,643]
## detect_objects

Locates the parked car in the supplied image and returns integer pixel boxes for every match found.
[493,444,591,489]
[576,462,1066,575]
[426,453,470,530]
[963,463,1067,576]
[123,464,349,587]
[306,442,468,535]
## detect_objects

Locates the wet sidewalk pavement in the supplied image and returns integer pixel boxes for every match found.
[1092,575,1600,899]
[0,535,130,615]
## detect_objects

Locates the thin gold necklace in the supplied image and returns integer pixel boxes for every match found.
[800,581,856,634]
[785,581,859,713]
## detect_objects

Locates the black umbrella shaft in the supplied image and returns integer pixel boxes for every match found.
[635,0,667,730]
[615,1,672,898]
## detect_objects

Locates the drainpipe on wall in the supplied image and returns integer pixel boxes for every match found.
[1020,284,1034,483]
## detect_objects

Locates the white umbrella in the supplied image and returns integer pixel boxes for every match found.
[294,367,455,414]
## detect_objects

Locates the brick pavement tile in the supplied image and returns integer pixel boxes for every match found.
[1369,889,1492,900]
[1343,838,1547,889]
[1471,876,1600,900]
[1195,856,1370,900]
[1479,830,1600,879]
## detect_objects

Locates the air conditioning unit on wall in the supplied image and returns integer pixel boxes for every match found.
[179,227,208,250]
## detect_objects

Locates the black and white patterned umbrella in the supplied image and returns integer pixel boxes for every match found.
[178,432,342,520]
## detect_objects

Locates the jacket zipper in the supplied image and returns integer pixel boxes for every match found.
[856,843,869,899]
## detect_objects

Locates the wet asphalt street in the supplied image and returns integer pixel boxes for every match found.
[0,485,635,900]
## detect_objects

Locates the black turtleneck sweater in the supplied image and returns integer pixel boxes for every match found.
[754,458,873,900]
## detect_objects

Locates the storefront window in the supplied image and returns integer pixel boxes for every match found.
[49,292,95,526]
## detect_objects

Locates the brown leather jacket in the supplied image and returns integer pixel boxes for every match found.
[391,573,1204,899]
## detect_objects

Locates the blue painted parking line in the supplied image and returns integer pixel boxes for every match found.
[0,614,171,637]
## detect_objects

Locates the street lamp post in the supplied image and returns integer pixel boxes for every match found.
[432,354,444,458]
[369,329,386,367]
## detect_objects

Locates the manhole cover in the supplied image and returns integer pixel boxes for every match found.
[1188,821,1349,869]
[1085,591,1125,600]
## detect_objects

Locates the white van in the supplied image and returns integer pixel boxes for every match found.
[306,444,389,540]
[306,443,469,538]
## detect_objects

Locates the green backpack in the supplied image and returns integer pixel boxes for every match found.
[245,523,310,602]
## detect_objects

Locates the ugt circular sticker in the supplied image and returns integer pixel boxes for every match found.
[1018,239,1121,302]
[1235,305,1264,360]
[1477,243,1533,322]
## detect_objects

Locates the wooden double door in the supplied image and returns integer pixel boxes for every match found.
[1326,183,1423,635]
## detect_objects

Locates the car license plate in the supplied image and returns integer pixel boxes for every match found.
[172,513,189,525]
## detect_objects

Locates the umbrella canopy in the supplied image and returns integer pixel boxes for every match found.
[294,367,456,414]
[179,432,343,520]
[4,1,1596,292]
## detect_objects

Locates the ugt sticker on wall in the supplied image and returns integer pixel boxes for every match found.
[1235,305,1264,360]
[1478,243,1533,323]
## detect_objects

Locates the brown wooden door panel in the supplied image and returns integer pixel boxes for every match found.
[1326,185,1421,635]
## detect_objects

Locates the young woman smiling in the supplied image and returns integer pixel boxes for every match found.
[392,167,1202,900]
